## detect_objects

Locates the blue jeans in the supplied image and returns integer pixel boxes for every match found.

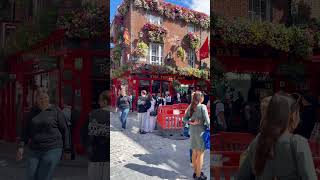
[119,108,130,129]
[26,148,62,180]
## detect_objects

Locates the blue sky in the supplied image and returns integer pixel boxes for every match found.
[110,0,210,23]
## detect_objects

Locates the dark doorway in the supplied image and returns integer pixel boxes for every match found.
[92,80,108,109]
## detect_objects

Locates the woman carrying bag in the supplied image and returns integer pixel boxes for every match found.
[238,93,317,180]
[183,91,210,180]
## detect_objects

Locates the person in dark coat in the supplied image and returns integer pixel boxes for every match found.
[293,92,317,139]
[16,88,71,180]
[81,90,109,180]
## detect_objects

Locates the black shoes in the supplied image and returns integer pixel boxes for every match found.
[193,172,207,180]
[139,130,146,134]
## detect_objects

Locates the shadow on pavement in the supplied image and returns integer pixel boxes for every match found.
[124,163,181,179]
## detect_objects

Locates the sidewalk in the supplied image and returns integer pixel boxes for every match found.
[0,142,88,180]
[110,112,210,180]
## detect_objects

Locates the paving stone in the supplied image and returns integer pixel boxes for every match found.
[110,112,210,180]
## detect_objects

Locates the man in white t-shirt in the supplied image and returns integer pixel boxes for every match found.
[177,92,181,103]
[214,98,226,130]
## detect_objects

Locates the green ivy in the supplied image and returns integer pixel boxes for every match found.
[176,47,186,61]
[213,15,317,59]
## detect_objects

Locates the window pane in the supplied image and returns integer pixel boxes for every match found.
[152,81,161,94]
[162,81,169,96]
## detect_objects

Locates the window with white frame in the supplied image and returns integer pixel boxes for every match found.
[248,0,271,22]
[188,24,197,33]
[147,14,163,25]
[149,43,163,65]
[187,49,196,68]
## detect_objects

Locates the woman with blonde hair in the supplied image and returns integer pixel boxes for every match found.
[183,91,210,180]
[238,93,317,179]
[16,88,71,180]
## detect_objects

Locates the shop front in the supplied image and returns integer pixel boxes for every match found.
[112,72,210,110]
[1,31,108,154]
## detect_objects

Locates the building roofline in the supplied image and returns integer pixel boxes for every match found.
[111,0,209,29]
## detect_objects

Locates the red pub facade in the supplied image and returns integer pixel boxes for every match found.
[0,30,108,153]
[110,0,210,109]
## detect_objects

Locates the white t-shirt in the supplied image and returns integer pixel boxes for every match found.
[215,101,225,126]
[177,93,181,102]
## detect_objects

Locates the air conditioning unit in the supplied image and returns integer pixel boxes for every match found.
[1,22,16,48]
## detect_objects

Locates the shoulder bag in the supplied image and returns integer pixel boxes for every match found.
[201,105,210,150]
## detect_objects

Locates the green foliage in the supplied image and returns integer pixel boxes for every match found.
[183,33,200,50]
[213,16,317,59]
[176,47,185,61]
[57,6,108,39]
[133,42,149,58]
[112,45,122,63]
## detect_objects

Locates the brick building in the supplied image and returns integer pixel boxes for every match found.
[111,0,210,108]
[212,0,320,101]
[0,1,108,153]
[212,0,291,23]
[212,0,319,24]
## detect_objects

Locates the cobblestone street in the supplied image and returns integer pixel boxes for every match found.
[110,112,210,180]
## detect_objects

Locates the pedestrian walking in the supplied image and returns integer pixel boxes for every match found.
[117,89,131,130]
[238,93,317,179]
[16,88,71,180]
[183,91,210,180]
[81,90,109,180]
[146,94,157,132]
[137,90,151,134]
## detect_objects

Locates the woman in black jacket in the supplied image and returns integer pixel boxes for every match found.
[16,88,71,180]
[81,90,109,180]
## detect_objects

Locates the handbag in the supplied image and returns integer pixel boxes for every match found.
[201,106,210,150]
[150,111,157,116]
[183,123,190,137]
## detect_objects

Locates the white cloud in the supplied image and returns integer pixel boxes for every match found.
[189,0,210,15]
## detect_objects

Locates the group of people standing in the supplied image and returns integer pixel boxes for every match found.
[213,88,319,139]
[117,89,157,134]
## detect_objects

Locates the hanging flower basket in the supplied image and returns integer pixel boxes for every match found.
[183,33,200,50]
[57,6,108,39]
[132,41,149,58]
[143,23,168,43]
[176,47,186,61]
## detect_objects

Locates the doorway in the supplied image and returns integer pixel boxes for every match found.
[92,80,108,109]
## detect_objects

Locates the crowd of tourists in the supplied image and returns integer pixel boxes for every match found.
[212,88,319,139]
